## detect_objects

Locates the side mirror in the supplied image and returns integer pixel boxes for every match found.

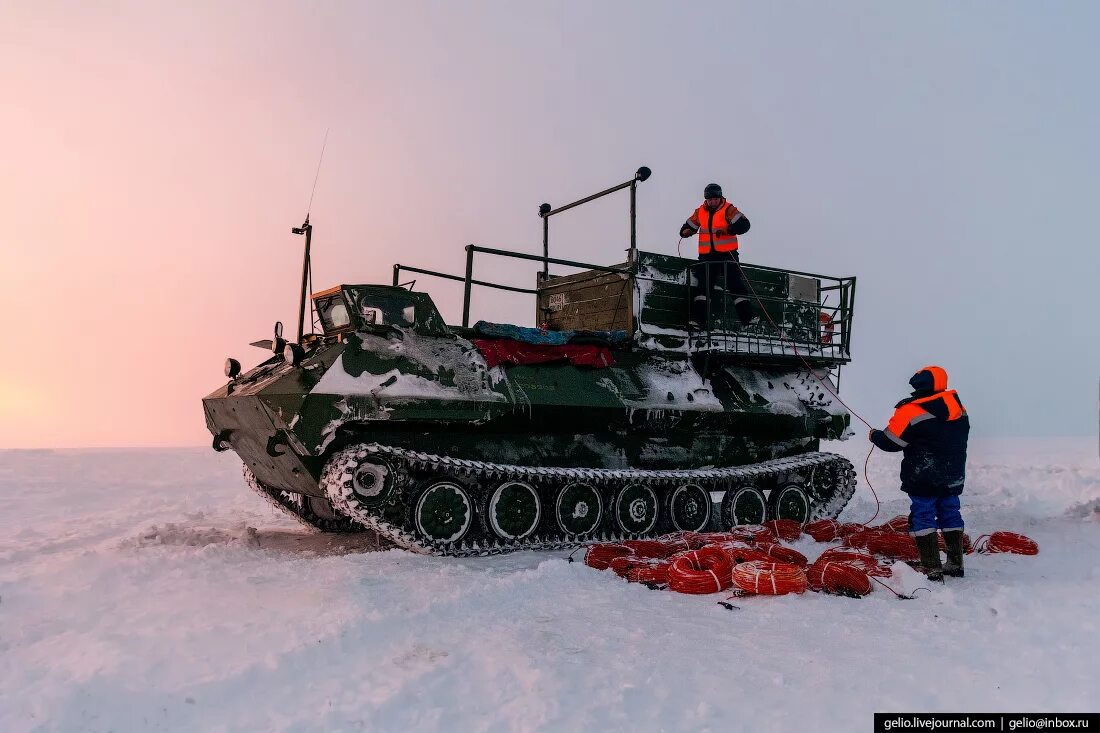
[272,321,286,354]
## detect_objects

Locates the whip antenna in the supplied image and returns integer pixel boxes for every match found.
[306,127,329,217]
[293,128,330,342]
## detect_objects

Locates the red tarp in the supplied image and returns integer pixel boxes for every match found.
[472,338,615,369]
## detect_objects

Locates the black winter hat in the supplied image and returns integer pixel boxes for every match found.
[908,366,947,396]
[703,183,723,199]
[909,370,935,396]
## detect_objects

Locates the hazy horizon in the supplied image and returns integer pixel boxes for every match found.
[2,1,1098,448]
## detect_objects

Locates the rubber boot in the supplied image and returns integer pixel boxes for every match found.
[914,533,944,582]
[942,530,965,578]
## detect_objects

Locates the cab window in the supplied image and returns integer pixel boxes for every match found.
[315,294,352,332]
[347,291,417,328]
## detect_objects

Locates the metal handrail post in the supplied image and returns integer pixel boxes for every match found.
[538,166,649,275]
[629,180,637,260]
[462,244,475,328]
[392,264,400,287]
[846,276,857,355]
[540,204,550,280]
[293,219,312,343]
[705,262,712,333]
[723,260,729,329]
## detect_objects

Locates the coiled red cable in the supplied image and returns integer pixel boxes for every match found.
[682,531,747,549]
[974,531,1039,555]
[804,519,843,542]
[714,541,773,565]
[584,544,632,570]
[866,533,919,562]
[843,529,889,549]
[816,547,892,576]
[626,562,672,585]
[711,525,777,544]
[608,554,672,584]
[755,542,808,567]
[731,561,808,595]
[807,558,873,596]
[878,515,910,533]
[621,539,678,559]
[804,519,864,542]
[607,555,640,577]
[667,546,734,594]
[764,519,803,542]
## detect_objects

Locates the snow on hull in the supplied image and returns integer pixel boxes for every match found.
[311,331,505,404]
[1,439,1097,732]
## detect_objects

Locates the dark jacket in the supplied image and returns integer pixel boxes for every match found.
[870,366,970,497]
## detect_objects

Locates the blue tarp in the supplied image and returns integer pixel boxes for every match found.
[472,321,629,346]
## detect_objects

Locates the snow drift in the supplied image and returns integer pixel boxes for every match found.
[0,438,1097,732]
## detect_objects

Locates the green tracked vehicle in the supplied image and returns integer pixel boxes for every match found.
[204,168,859,555]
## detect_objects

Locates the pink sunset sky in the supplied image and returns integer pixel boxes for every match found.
[2,2,1097,448]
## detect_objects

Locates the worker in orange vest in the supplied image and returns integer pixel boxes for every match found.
[679,183,753,328]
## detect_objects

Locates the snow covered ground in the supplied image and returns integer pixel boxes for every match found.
[1,438,1098,732]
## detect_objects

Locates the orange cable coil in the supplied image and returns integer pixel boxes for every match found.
[754,542,809,567]
[764,519,803,542]
[667,546,734,594]
[584,544,633,570]
[816,547,893,577]
[977,531,1039,555]
[866,533,920,562]
[806,558,873,596]
[731,561,809,595]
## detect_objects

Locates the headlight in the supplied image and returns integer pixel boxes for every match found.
[224,358,241,379]
[283,343,305,367]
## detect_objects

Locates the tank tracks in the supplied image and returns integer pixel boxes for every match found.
[242,464,373,534]
[319,442,857,557]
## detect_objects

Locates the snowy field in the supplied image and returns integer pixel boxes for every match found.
[2,438,1098,733]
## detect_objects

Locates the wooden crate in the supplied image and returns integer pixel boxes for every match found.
[536,263,632,332]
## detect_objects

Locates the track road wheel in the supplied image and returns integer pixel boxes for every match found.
[612,483,659,535]
[483,480,541,541]
[722,485,768,528]
[554,482,603,537]
[349,457,398,508]
[667,483,712,532]
[769,484,811,524]
[411,480,474,546]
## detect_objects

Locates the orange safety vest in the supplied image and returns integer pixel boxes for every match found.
[696,202,740,255]
[885,389,967,442]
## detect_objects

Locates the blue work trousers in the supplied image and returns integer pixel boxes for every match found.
[907,494,964,536]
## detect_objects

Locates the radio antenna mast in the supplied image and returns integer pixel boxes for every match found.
[293,128,330,342]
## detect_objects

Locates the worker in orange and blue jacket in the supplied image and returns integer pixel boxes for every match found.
[679,183,753,329]
[869,366,971,581]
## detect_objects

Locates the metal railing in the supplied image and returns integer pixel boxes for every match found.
[394,245,633,328]
[393,246,854,365]
[537,166,650,279]
[669,259,855,361]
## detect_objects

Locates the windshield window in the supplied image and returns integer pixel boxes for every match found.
[347,291,416,327]
[315,294,352,332]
